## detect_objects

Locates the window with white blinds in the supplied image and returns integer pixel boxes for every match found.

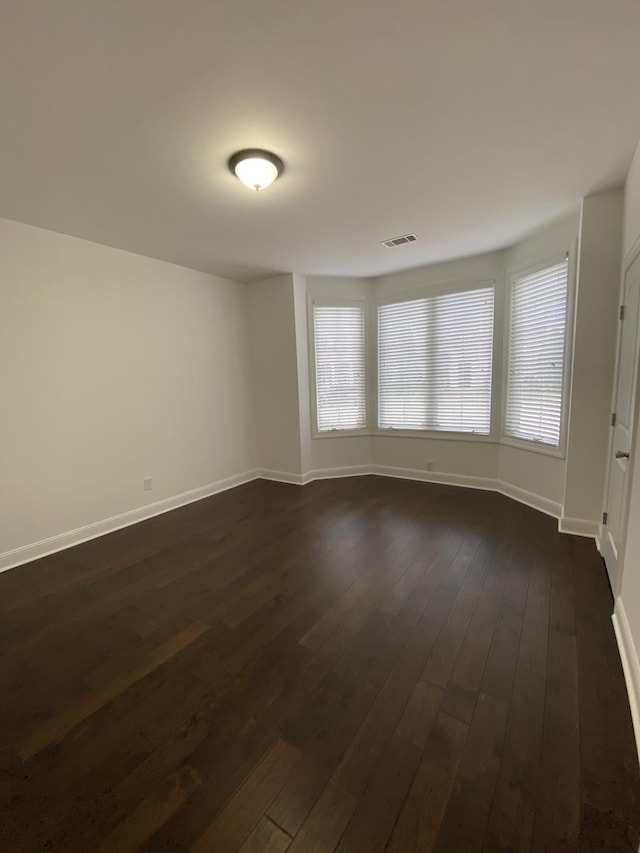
[313,303,367,432]
[378,285,495,433]
[505,258,569,447]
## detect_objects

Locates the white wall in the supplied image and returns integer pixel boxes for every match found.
[372,250,504,299]
[624,141,640,260]
[504,210,580,272]
[0,217,254,564]
[563,190,623,531]
[616,140,640,745]
[246,274,302,479]
[372,436,498,482]
[496,445,565,514]
[293,274,313,477]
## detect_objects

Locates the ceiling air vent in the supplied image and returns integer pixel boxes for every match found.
[382,233,418,248]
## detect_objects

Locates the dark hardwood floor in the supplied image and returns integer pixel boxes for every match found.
[1,476,639,852]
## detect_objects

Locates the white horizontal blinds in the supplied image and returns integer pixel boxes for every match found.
[505,259,569,446]
[314,304,366,432]
[378,285,494,433]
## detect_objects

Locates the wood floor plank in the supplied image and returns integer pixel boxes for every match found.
[141,724,280,851]
[237,816,291,853]
[267,608,419,835]
[0,477,637,852]
[440,574,506,722]
[483,664,546,852]
[78,708,211,849]
[531,557,581,853]
[17,621,209,760]
[432,693,509,853]
[518,557,552,677]
[286,781,357,853]
[491,553,530,651]
[481,640,519,705]
[386,711,469,853]
[334,681,443,852]
[297,564,382,650]
[381,529,461,615]
[96,764,202,853]
[572,541,640,851]
[330,584,457,798]
[189,738,301,853]
[420,579,483,688]
[3,680,209,850]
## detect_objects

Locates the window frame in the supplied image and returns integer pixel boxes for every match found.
[372,277,500,442]
[500,250,576,459]
[308,297,369,439]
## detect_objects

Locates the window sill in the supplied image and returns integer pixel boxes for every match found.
[373,429,497,444]
[499,434,566,460]
[312,429,497,443]
[312,429,370,440]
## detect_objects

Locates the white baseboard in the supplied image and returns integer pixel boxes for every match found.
[302,464,373,484]
[2,462,596,575]
[612,597,640,759]
[371,464,495,493]
[259,464,568,528]
[257,464,600,541]
[371,466,565,521]
[558,516,599,538]
[495,479,563,520]
[0,470,259,574]
[257,468,305,485]
[260,465,372,486]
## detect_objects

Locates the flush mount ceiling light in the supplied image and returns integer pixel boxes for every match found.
[228,149,284,191]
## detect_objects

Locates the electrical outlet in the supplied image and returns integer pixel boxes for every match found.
[426,460,434,472]
[143,477,153,491]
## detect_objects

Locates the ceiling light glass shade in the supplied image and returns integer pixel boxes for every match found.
[235,157,278,190]
[228,149,284,191]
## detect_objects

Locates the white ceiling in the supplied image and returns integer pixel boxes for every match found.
[2,0,640,283]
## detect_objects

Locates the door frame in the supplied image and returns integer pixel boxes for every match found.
[600,235,640,598]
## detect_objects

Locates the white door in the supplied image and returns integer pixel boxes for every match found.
[602,252,640,593]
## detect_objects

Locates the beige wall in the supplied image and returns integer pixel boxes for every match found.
[372,436,498,481]
[617,139,640,710]
[624,141,640,260]
[293,274,313,477]
[246,274,302,479]
[311,435,373,472]
[0,217,254,561]
[496,445,566,511]
[503,210,580,272]
[563,190,623,528]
